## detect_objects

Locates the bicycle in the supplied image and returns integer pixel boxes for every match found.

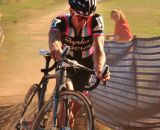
[15,49,58,130]
[31,46,109,130]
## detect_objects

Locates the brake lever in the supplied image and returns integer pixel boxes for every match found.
[61,46,70,58]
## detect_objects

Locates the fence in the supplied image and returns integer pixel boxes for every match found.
[89,36,160,130]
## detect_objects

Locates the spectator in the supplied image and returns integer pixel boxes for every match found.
[106,9,133,42]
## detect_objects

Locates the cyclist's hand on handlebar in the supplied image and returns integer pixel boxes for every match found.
[96,70,111,81]
[103,70,111,81]
[96,65,111,81]
[50,43,63,62]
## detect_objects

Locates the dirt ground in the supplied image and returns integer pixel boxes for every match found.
[0,102,112,130]
[0,6,112,130]
[0,5,61,129]
[0,0,115,130]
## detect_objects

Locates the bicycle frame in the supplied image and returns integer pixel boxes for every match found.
[30,46,109,130]
[19,53,52,122]
[38,54,51,111]
[53,67,68,127]
[48,46,97,128]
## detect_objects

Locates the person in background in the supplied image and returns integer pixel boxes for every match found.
[106,9,133,42]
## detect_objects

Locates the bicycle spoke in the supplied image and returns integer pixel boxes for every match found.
[32,91,94,130]
[17,84,40,130]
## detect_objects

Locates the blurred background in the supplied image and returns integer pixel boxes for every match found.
[0,0,160,129]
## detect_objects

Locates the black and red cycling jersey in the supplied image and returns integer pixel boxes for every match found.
[49,13,104,91]
[50,13,104,60]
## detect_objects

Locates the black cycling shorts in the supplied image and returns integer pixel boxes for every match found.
[67,54,94,92]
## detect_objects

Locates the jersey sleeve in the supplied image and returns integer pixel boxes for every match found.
[119,23,133,40]
[50,16,65,32]
[92,14,104,37]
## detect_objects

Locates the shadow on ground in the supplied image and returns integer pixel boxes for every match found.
[0,103,111,130]
[0,103,22,130]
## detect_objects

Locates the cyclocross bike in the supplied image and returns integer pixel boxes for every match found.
[31,46,109,130]
[15,49,58,130]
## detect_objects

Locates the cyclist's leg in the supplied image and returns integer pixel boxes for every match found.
[68,98,81,128]
[31,91,94,130]
[56,78,74,129]
[57,77,83,129]
[66,70,92,129]
[66,78,74,90]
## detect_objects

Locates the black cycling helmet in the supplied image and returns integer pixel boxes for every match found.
[68,0,96,16]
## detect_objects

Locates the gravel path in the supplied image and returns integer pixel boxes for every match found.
[0,2,111,130]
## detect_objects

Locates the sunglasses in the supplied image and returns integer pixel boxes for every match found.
[74,12,89,21]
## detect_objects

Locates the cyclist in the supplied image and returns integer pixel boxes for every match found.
[48,0,110,128]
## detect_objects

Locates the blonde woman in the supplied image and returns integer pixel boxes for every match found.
[106,9,133,42]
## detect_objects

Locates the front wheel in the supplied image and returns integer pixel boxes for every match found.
[31,90,94,130]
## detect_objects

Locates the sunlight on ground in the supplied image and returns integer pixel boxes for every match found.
[95,121,113,130]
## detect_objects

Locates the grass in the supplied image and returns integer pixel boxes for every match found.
[0,1,159,130]
[0,0,53,25]
[0,0,65,20]
[97,0,160,37]
[0,0,160,42]
[0,0,68,44]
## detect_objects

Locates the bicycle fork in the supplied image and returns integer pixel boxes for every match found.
[53,95,70,130]
[52,68,71,130]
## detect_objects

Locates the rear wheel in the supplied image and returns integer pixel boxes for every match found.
[31,90,94,130]
[18,84,40,130]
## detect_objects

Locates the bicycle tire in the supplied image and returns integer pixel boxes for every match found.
[31,90,94,130]
[19,84,40,130]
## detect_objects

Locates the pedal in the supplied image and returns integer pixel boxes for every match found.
[15,121,20,130]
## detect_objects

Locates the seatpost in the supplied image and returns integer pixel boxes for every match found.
[38,55,51,110]
[44,55,51,75]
